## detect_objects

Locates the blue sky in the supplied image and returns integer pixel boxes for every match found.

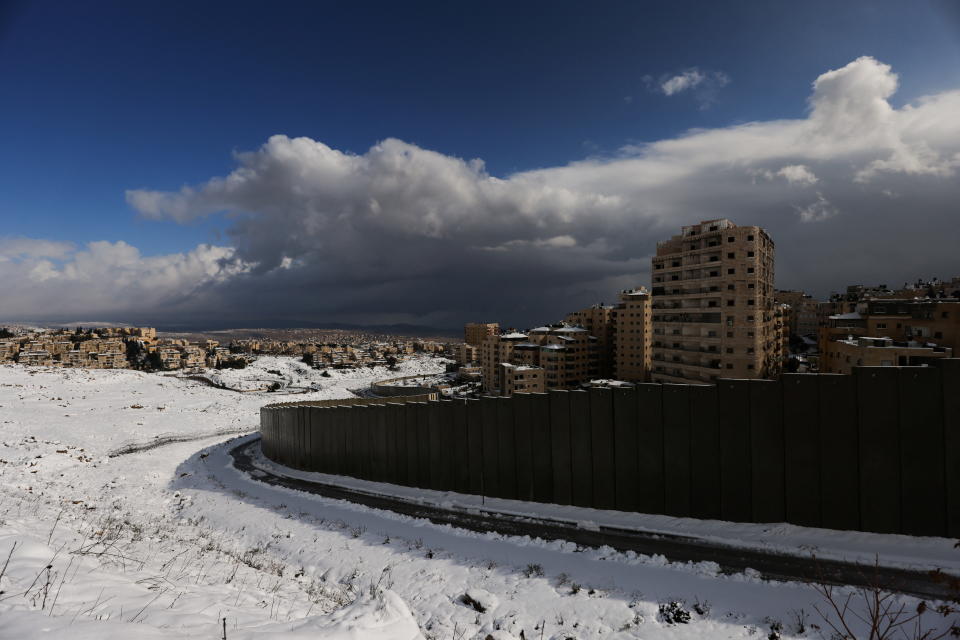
[2,1,960,328]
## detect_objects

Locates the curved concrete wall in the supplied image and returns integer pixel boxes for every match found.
[260,362,960,537]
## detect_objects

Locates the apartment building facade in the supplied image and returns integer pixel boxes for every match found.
[613,288,651,382]
[775,289,819,337]
[479,325,601,394]
[500,363,546,394]
[564,304,616,378]
[819,298,960,360]
[651,218,779,383]
[464,323,499,347]
[820,336,952,374]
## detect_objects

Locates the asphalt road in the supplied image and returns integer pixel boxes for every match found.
[229,436,956,601]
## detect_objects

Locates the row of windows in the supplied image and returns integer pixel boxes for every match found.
[654,265,768,283]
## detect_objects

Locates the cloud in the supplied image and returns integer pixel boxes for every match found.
[0,239,251,324]
[752,164,818,185]
[795,192,838,223]
[651,67,730,108]
[18,55,960,329]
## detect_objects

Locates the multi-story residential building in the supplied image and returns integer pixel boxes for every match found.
[479,331,528,393]
[650,218,779,383]
[564,303,617,379]
[613,288,651,382]
[500,363,545,394]
[775,289,820,337]
[158,348,182,370]
[19,350,55,367]
[181,345,205,369]
[0,341,20,362]
[565,304,616,378]
[820,336,952,374]
[451,343,478,366]
[480,325,601,394]
[92,351,129,369]
[529,325,599,389]
[464,323,499,347]
[819,298,960,360]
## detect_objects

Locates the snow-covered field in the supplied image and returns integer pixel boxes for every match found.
[198,355,449,393]
[0,356,956,639]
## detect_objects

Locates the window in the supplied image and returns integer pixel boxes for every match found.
[943,312,950,318]
[710,270,719,277]
[747,364,755,370]
[935,331,943,339]
[726,331,733,338]
[747,331,754,337]
[747,267,755,274]
[727,268,735,275]
[726,363,733,369]
[747,234,754,241]
[727,236,734,243]
[727,300,735,307]
[748,299,755,306]
[727,284,735,291]
[671,275,679,281]
[727,252,735,259]
[726,347,733,354]
[747,283,755,289]
[876,323,886,329]
[655,263,663,270]
[747,251,755,257]
[747,347,755,354]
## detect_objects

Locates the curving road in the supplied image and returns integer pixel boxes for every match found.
[228,436,955,601]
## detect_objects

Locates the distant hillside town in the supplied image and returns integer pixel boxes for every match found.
[453,218,960,395]
[0,325,450,373]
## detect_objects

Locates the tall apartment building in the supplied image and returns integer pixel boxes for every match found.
[613,288,651,382]
[651,219,779,383]
[565,303,615,378]
[464,323,499,347]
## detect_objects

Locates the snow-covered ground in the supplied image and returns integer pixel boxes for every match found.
[0,356,956,639]
[198,355,449,393]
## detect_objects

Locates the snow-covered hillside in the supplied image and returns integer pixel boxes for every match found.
[0,357,955,639]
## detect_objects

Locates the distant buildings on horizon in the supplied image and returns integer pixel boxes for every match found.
[459,218,960,394]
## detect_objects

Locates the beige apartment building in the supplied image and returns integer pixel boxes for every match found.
[451,342,478,366]
[819,298,960,361]
[820,336,952,374]
[0,341,19,362]
[479,325,601,394]
[565,304,616,378]
[500,363,545,394]
[651,218,779,383]
[465,323,499,347]
[613,288,652,382]
[775,289,820,337]
[479,331,528,393]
